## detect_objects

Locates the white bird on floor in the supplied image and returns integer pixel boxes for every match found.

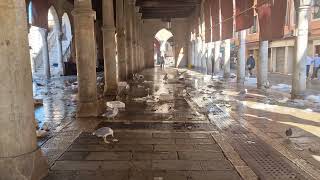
[102,107,119,120]
[92,127,114,144]
[238,89,248,95]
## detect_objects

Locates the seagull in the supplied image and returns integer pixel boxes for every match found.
[263,81,271,89]
[102,107,119,120]
[285,128,293,138]
[92,127,114,144]
[239,89,248,95]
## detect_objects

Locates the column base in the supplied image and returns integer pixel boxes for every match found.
[77,100,99,117]
[104,88,118,96]
[0,148,48,180]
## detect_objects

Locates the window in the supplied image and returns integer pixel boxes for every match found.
[249,16,258,34]
[313,0,320,19]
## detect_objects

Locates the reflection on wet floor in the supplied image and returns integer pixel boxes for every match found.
[38,67,320,179]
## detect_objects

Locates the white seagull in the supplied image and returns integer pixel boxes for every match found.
[102,107,119,120]
[92,127,114,144]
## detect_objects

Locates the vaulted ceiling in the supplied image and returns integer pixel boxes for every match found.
[136,0,200,19]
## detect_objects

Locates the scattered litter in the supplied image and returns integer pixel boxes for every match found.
[106,101,125,109]
[246,141,256,144]
[187,126,192,130]
[34,98,43,106]
[36,82,45,86]
[92,127,114,144]
[166,115,173,121]
[271,84,291,93]
[154,177,163,180]
[112,139,119,143]
[306,95,320,103]
[230,73,237,78]
[36,130,48,138]
[134,97,147,102]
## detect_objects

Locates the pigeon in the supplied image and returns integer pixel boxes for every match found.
[163,74,168,83]
[285,128,293,138]
[139,74,144,80]
[102,107,119,120]
[92,127,114,144]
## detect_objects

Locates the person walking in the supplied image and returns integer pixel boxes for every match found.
[306,55,313,78]
[160,55,165,69]
[313,55,320,80]
[246,54,256,77]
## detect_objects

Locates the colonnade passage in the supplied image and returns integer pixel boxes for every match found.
[1,0,320,180]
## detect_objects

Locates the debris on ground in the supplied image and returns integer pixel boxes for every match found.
[92,127,114,144]
[36,130,48,138]
[106,101,125,109]
[36,82,45,86]
[34,98,43,106]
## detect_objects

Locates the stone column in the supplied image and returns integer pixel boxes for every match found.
[214,41,221,74]
[38,28,50,78]
[116,0,127,81]
[102,0,118,95]
[224,39,231,78]
[292,1,312,98]
[125,0,133,78]
[137,12,142,72]
[0,1,48,179]
[257,41,269,88]
[237,30,246,83]
[72,0,98,117]
[56,32,65,75]
[131,5,137,73]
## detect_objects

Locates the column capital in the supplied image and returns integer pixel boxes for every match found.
[72,8,95,17]
[135,6,140,13]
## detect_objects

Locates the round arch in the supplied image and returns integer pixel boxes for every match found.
[48,6,60,32]
[61,13,72,41]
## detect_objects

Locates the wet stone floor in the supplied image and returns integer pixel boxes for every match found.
[40,67,320,180]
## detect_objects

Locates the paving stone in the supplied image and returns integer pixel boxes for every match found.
[85,152,132,160]
[175,138,214,145]
[188,133,212,139]
[152,160,202,171]
[178,151,225,160]
[200,160,234,171]
[68,144,153,152]
[51,160,152,171]
[189,170,241,180]
[154,144,195,152]
[59,152,90,161]
[153,132,190,139]
[133,152,178,160]
[194,144,222,152]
